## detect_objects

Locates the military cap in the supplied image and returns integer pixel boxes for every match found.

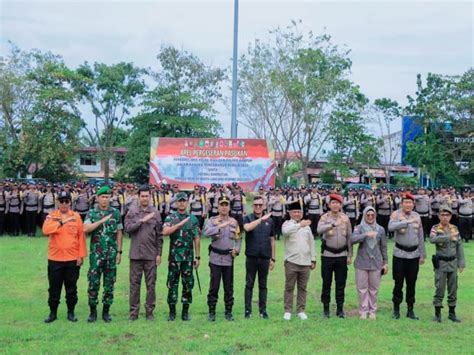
[176,192,188,201]
[462,186,471,193]
[329,193,343,203]
[440,206,453,214]
[96,186,112,196]
[218,195,230,205]
[403,192,415,201]
[58,191,71,201]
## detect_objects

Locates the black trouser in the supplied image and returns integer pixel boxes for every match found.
[9,212,21,236]
[377,214,390,234]
[307,214,320,239]
[207,262,234,309]
[348,217,357,231]
[430,215,439,231]
[459,217,472,241]
[0,210,5,235]
[191,214,204,230]
[47,260,80,312]
[320,256,348,306]
[420,216,430,238]
[392,256,419,306]
[230,213,243,231]
[25,210,38,236]
[245,256,270,313]
[451,214,459,226]
[271,216,283,239]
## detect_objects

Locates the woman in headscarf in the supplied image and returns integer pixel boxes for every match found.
[351,206,388,320]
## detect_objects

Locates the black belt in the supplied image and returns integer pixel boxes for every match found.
[321,240,348,254]
[345,208,355,212]
[438,255,456,262]
[43,205,55,209]
[395,243,418,252]
[272,209,282,212]
[378,208,390,210]
[459,214,472,218]
[76,209,89,213]
[191,207,203,212]
[10,204,19,207]
[209,245,232,255]
[26,204,38,207]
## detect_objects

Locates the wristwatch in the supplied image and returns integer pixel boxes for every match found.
[271,258,276,262]
[118,250,123,254]
[195,256,201,260]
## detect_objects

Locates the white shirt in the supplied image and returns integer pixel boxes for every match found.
[282,219,316,266]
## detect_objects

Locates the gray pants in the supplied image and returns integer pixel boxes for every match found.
[433,269,457,307]
[129,259,157,317]
[284,261,310,313]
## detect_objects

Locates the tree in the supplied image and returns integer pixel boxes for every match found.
[117,46,224,182]
[372,97,402,180]
[405,70,473,185]
[74,62,146,183]
[238,20,356,183]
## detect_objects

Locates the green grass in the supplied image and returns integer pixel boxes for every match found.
[0,235,473,354]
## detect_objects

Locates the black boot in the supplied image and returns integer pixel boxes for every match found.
[406,304,419,320]
[336,304,345,319]
[102,305,112,323]
[44,306,58,323]
[225,306,234,321]
[434,306,442,323]
[392,303,400,319]
[208,306,216,322]
[168,304,176,321]
[67,307,78,322]
[323,304,330,319]
[448,306,461,323]
[87,305,97,323]
[182,304,190,321]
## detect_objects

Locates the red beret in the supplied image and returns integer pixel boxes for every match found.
[404,192,415,201]
[329,193,343,203]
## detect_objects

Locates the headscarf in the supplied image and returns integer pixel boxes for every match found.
[359,206,378,257]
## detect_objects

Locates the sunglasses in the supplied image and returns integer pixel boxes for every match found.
[253,204,263,207]
[59,200,71,204]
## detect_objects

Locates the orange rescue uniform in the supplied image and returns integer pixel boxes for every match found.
[42,209,87,261]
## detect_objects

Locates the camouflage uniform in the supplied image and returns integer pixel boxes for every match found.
[164,212,200,305]
[86,206,123,306]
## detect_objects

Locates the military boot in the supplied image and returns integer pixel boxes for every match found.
[182,304,190,321]
[67,306,78,322]
[44,305,58,324]
[392,303,400,319]
[87,305,97,323]
[323,304,330,319]
[336,304,345,319]
[448,306,461,323]
[406,304,419,320]
[208,306,216,322]
[434,306,442,323]
[168,304,176,321]
[102,305,112,323]
[225,306,234,321]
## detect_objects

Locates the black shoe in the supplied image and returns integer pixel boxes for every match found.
[406,305,419,320]
[129,315,138,322]
[145,313,154,321]
[225,306,234,321]
[67,311,78,322]
[448,306,461,323]
[259,310,269,319]
[323,304,330,319]
[392,304,400,319]
[102,305,112,323]
[168,304,176,321]
[44,312,57,323]
[434,306,442,323]
[208,307,216,322]
[87,306,97,323]
[244,310,252,319]
[182,304,190,321]
[336,305,345,319]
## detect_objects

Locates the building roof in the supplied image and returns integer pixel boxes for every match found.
[76,147,128,153]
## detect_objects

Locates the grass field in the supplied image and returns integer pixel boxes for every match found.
[0,234,473,354]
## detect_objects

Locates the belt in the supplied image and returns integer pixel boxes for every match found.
[191,207,203,212]
[209,245,232,255]
[437,255,456,262]
[26,204,38,207]
[10,204,19,207]
[459,214,472,218]
[43,205,55,209]
[345,209,355,212]
[321,240,348,254]
[395,243,418,252]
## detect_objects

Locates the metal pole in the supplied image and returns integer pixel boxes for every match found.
[230,0,239,138]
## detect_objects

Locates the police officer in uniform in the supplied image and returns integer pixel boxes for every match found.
[268,187,285,240]
[40,184,57,227]
[304,184,324,239]
[0,183,6,236]
[204,195,241,321]
[229,183,246,231]
[430,206,465,322]
[458,187,472,243]
[189,185,207,230]
[7,184,22,236]
[414,186,431,240]
[376,187,393,235]
[388,192,426,320]
[23,184,41,236]
[84,186,123,323]
[162,192,201,321]
[343,187,359,231]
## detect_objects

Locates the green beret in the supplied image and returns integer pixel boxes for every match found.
[175,192,187,201]
[96,186,112,196]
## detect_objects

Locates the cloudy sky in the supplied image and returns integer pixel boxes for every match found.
[1,0,472,137]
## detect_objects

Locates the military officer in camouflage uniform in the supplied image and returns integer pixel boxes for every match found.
[162,192,201,321]
[84,186,123,323]
[430,206,465,323]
